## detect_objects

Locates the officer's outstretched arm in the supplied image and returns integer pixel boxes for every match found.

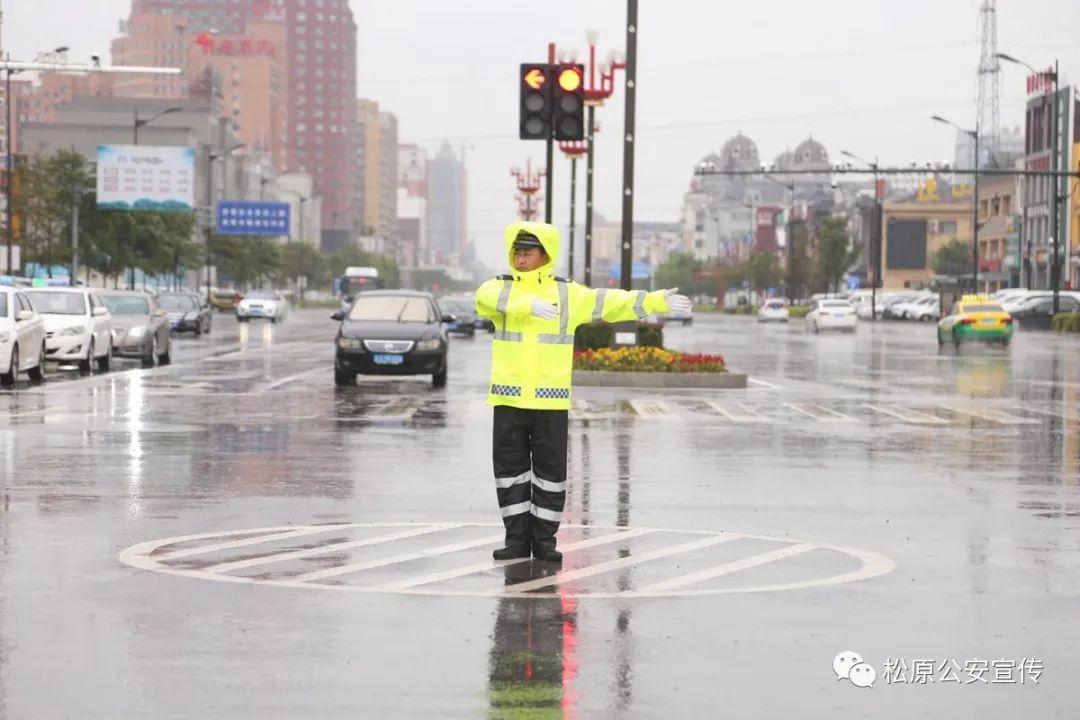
[569,284,669,327]
[475,279,537,319]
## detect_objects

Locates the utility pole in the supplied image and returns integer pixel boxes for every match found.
[618,0,638,292]
[544,42,555,224]
[1050,59,1061,313]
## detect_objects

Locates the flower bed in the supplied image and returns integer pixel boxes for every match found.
[573,346,726,373]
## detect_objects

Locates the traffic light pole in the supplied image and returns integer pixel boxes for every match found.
[618,0,638,292]
[584,104,596,287]
[544,43,555,224]
[568,156,577,281]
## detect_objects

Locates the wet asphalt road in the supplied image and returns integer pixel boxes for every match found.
[1,309,1078,718]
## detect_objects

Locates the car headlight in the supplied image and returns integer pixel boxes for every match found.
[337,337,365,350]
[61,325,85,337]
[127,326,147,338]
[416,338,441,351]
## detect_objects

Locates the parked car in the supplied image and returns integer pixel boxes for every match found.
[0,286,46,387]
[236,290,288,323]
[24,288,113,374]
[893,295,938,321]
[157,292,212,335]
[758,299,790,323]
[331,290,451,388]
[805,298,857,334]
[98,291,172,367]
[937,295,1012,348]
[881,292,923,319]
[1010,294,1080,331]
[437,297,477,337]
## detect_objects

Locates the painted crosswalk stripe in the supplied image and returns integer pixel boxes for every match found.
[292,534,505,584]
[863,404,948,426]
[1008,406,1080,424]
[784,403,855,422]
[748,378,782,389]
[640,542,817,592]
[940,405,1039,426]
[203,524,460,574]
[705,401,770,423]
[499,533,740,594]
[629,399,677,419]
[155,525,349,561]
[378,527,656,591]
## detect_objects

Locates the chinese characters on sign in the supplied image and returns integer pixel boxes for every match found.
[96,145,195,212]
[883,657,1043,685]
[216,201,291,237]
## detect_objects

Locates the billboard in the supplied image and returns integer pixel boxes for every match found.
[216,201,290,236]
[886,219,928,270]
[96,145,196,212]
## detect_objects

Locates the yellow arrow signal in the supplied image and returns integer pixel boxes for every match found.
[524,68,546,90]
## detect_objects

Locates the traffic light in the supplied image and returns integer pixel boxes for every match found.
[519,64,551,140]
[552,64,584,141]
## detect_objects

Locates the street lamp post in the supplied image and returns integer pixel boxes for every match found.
[580,30,625,287]
[204,142,245,304]
[511,159,544,222]
[133,106,181,145]
[997,52,1061,312]
[931,115,980,293]
[762,173,797,300]
[3,60,17,276]
[842,150,881,319]
[559,140,587,281]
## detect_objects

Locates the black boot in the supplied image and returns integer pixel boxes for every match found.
[492,544,531,560]
[531,542,562,563]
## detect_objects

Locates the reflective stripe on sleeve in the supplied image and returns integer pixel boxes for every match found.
[530,504,563,523]
[633,291,647,320]
[495,470,532,489]
[536,333,573,345]
[557,279,569,336]
[495,330,524,342]
[500,501,532,518]
[592,289,608,322]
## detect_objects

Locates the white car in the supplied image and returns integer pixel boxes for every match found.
[25,288,113,374]
[893,295,938,321]
[236,290,288,323]
[805,298,858,334]
[664,305,694,325]
[758,299,790,322]
[0,286,47,387]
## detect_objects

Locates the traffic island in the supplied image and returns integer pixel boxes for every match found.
[572,347,748,389]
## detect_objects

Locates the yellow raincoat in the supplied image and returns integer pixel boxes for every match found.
[475,221,671,410]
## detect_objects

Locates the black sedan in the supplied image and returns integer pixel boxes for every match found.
[332,290,451,388]
[1011,295,1080,331]
[157,292,212,335]
[437,298,478,337]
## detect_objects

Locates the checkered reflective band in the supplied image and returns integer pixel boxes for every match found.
[534,387,570,399]
[491,383,522,397]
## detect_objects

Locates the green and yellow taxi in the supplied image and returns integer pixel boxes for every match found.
[937,294,1013,348]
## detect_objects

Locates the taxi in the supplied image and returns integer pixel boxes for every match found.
[937,294,1013,348]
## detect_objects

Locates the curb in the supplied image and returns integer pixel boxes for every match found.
[572,370,749,389]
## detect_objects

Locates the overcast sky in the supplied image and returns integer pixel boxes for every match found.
[6,0,1080,271]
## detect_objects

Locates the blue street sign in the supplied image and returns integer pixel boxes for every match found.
[216,201,291,236]
[847,275,861,291]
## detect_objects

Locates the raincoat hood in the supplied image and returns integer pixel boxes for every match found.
[504,221,560,280]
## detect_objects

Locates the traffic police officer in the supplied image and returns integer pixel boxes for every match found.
[475,221,692,562]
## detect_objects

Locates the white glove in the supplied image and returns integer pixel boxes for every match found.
[531,298,559,320]
[664,287,693,314]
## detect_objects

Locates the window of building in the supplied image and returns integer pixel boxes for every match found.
[1003,195,1012,215]
[296,11,306,21]
[939,221,957,235]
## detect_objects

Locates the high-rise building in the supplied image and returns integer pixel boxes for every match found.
[111,9,192,98]
[124,0,357,248]
[355,99,399,244]
[397,143,428,267]
[427,141,467,264]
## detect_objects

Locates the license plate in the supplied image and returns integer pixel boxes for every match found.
[981,318,996,325]
[373,354,404,365]
[448,323,459,329]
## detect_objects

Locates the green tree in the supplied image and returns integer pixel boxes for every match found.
[815,216,861,294]
[931,237,973,277]
[785,223,812,300]
[748,252,780,295]
[655,253,703,294]
[280,241,327,288]
[328,246,400,287]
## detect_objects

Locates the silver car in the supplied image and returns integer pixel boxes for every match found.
[98,291,172,367]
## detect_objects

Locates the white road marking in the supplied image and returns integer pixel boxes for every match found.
[1010,406,1080,424]
[629,399,677,419]
[705,401,770,423]
[498,533,740,594]
[292,533,504,584]
[863,404,948,426]
[378,527,656,591]
[155,525,348,561]
[254,365,326,392]
[203,524,460,574]
[748,378,782,389]
[940,405,1039,426]
[783,403,854,422]
[640,542,817,592]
